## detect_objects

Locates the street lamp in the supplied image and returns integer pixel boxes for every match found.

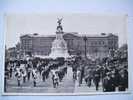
[83,36,87,59]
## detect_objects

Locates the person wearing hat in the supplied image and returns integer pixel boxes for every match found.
[103,72,112,92]
[93,67,100,91]
[110,71,116,91]
[53,71,59,88]
[15,67,22,87]
[32,68,38,87]
[41,67,46,82]
[118,70,128,91]
[76,67,82,86]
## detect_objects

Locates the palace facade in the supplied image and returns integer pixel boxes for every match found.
[20,32,118,59]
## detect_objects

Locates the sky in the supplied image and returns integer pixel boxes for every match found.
[5,13,127,48]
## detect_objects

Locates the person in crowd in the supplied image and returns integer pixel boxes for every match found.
[118,70,128,91]
[110,71,116,91]
[9,63,13,78]
[41,67,46,82]
[114,67,120,87]
[4,63,9,92]
[15,67,22,86]
[80,64,85,84]
[51,66,57,87]
[45,65,50,79]
[22,66,27,83]
[53,71,59,88]
[77,68,81,86]
[58,68,63,82]
[103,72,112,92]
[93,67,100,91]
[73,70,77,81]
[123,67,128,89]
[51,66,60,88]
[37,61,42,75]
[84,68,93,87]
[27,61,32,81]
[7,62,11,79]
[72,64,77,80]
[32,68,38,87]
[64,62,68,74]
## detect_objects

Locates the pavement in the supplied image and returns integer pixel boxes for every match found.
[74,79,103,93]
[5,66,103,93]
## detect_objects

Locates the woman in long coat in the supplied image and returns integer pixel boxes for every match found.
[77,68,81,86]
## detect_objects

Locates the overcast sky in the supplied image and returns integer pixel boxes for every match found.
[5,13,127,48]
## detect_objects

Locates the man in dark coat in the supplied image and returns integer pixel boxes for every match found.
[80,65,85,84]
[41,67,46,82]
[93,68,100,91]
[110,72,116,92]
[103,72,112,92]
[27,61,32,81]
[118,70,128,91]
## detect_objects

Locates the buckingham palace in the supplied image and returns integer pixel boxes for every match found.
[20,32,118,59]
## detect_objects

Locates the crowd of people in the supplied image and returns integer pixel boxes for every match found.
[5,49,128,92]
[4,57,68,91]
[70,52,128,92]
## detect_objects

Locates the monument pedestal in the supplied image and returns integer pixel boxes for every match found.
[49,18,69,59]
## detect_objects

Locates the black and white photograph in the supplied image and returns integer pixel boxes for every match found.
[3,14,128,95]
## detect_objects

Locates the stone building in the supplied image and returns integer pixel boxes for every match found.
[6,47,17,60]
[20,32,118,59]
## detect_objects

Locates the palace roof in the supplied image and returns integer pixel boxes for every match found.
[20,32,118,38]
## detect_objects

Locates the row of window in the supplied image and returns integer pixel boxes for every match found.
[108,41,117,45]
[22,40,32,45]
[22,46,32,50]
[22,38,117,47]
[87,41,105,46]
[76,41,105,46]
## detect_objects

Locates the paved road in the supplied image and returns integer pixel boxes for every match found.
[6,66,103,93]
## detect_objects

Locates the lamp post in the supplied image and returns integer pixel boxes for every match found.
[83,36,87,59]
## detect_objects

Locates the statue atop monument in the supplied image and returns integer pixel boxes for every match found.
[57,18,62,25]
[57,18,63,32]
